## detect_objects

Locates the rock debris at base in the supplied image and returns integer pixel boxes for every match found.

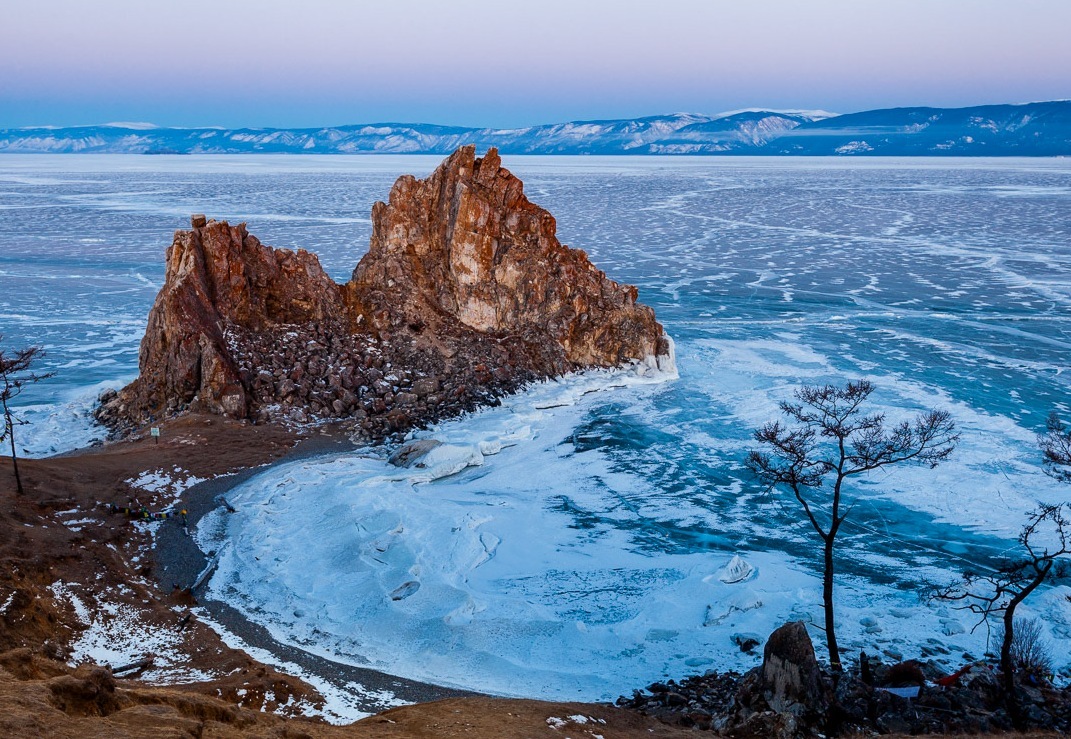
[618,621,1071,737]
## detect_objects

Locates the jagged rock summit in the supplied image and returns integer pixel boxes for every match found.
[98,146,671,440]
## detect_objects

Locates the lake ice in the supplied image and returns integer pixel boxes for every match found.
[3,154,1070,699]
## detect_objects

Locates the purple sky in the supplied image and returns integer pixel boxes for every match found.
[3,0,1069,128]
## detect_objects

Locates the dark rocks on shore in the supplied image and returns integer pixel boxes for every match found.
[618,621,1071,737]
[96,146,672,443]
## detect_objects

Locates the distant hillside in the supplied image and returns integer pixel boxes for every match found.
[2,102,1069,155]
[763,101,1071,156]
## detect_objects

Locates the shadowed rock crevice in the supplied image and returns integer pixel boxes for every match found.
[98,146,671,440]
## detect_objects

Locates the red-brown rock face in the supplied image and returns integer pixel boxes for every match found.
[108,220,346,422]
[99,147,671,440]
[351,146,665,368]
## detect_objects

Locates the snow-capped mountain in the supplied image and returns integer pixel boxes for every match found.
[0,112,828,155]
[2,102,1068,155]
[763,101,1071,156]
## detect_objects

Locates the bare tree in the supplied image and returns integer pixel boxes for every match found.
[1039,412,1071,483]
[0,335,54,494]
[995,617,1054,679]
[933,502,1069,712]
[747,380,957,668]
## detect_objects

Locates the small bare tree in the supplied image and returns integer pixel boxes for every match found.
[1039,412,1071,482]
[0,335,54,494]
[933,502,1069,710]
[995,617,1054,679]
[747,380,957,668]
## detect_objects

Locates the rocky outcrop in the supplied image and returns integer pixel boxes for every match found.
[98,146,671,440]
[104,219,345,422]
[350,146,666,370]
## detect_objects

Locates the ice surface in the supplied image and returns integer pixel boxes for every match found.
[6,156,1071,697]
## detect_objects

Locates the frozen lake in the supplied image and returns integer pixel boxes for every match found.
[2,154,1071,699]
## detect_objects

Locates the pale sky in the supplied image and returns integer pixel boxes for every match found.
[2,0,1069,128]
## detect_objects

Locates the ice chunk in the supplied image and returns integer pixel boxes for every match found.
[388,439,442,467]
[860,616,883,634]
[940,618,965,636]
[408,444,484,482]
[444,597,484,626]
[471,532,500,570]
[715,555,756,584]
[703,587,764,626]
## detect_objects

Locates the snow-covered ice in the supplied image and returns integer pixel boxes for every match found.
[6,155,1071,698]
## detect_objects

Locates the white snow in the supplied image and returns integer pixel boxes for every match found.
[711,108,840,121]
[102,122,159,130]
[49,581,216,684]
[125,466,208,508]
[835,140,874,154]
[192,609,399,723]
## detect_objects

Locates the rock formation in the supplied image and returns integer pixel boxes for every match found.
[98,146,671,440]
[759,621,826,716]
[350,147,664,370]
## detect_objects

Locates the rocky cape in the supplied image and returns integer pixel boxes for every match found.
[97,146,672,439]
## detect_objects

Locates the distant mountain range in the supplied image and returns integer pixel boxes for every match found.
[2,101,1069,156]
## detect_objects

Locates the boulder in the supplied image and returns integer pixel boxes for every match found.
[47,664,122,717]
[761,621,826,716]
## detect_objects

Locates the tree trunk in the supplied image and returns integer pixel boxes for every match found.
[4,408,20,495]
[1001,567,1049,729]
[1001,604,1021,727]
[1000,606,1015,696]
[823,535,840,668]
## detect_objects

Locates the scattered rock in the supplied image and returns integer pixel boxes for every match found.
[618,621,1071,737]
[732,632,763,653]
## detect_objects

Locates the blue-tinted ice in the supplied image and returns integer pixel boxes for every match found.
[2,155,1070,698]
